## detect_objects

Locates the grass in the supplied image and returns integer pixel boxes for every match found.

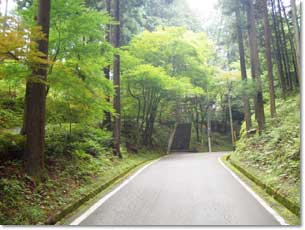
[0,149,164,225]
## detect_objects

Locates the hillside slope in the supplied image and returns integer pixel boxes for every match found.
[231,94,300,206]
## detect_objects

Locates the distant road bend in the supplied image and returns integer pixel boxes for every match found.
[70,152,284,226]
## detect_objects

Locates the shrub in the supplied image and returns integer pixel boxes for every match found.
[0,178,24,206]
[0,131,24,161]
[45,124,112,157]
[233,94,300,189]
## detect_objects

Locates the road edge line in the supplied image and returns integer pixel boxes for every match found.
[70,158,161,225]
[218,156,288,226]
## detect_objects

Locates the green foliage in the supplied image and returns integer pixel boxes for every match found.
[232,94,300,204]
[47,61,114,125]
[0,149,163,225]
[45,124,112,157]
[0,109,22,129]
[0,131,25,160]
[126,27,214,79]
[120,27,214,147]
[0,178,24,205]
[0,91,24,129]
[16,0,115,129]
[0,60,29,85]
[120,0,203,45]
[189,129,233,152]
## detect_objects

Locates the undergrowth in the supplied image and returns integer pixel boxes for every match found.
[0,148,163,225]
[190,131,233,152]
[231,93,300,205]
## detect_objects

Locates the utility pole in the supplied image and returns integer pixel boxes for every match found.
[207,85,212,153]
[207,109,212,153]
[227,81,235,149]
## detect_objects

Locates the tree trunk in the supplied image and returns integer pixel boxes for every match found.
[24,0,51,181]
[262,0,276,117]
[271,0,287,97]
[290,0,301,83]
[277,0,293,91]
[280,0,298,86]
[246,0,265,134]
[102,0,112,131]
[112,0,122,158]
[143,94,159,147]
[235,6,252,132]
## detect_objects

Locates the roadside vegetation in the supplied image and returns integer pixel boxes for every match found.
[231,93,300,207]
[0,148,162,225]
[0,0,301,225]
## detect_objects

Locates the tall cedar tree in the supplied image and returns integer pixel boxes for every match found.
[290,0,301,81]
[235,5,252,132]
[277,0,293,91]
[113,0,122,158]
[270,0,287,97]
[245,0,265,134]
[24,0,51,180]
[262,0,276,117]
[103,0,112,130]
[280,0,299,87]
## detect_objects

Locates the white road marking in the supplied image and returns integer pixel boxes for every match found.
[218,157,289,226]
[70,159,161,225]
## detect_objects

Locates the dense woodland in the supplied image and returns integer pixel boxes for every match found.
[0,0,301,224]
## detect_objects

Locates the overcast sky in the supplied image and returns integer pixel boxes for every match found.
[186,0,218,16]
[0,0,15,15]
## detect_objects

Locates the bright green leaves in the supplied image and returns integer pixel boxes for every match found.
[125,64,169,90]
[16,0,116,127]
[47,60,114,126]
[121,26,215,103]
[125,27,214,86]
[19,0,114,70]
[119,26,215,147]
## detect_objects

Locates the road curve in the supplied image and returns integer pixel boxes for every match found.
[73,152,280,226]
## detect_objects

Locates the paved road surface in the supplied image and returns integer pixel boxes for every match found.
[74,152,280,225]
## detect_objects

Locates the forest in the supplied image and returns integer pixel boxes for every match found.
[0,0,301,225]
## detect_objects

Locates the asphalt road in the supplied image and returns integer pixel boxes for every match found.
[74,152,280,226]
